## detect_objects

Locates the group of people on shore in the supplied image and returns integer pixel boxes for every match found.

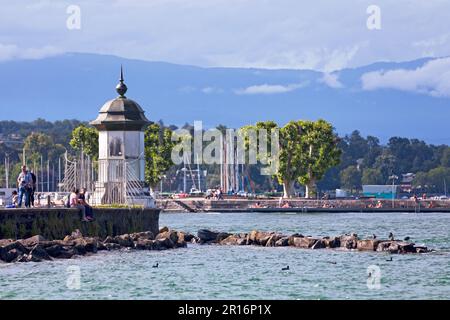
[205,188,224,200]
[252,200,291,209]
[7,165,37,208]
[7,165,94,221]
[366,200,384,209]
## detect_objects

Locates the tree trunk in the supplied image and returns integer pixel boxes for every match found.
[283,180,295,198]
[305,181,317,199]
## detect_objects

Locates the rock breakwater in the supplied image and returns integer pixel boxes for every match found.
[0,228,431,264]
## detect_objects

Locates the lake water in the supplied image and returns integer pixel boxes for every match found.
[0,211,449,300]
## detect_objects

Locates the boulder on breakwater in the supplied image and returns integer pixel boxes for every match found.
[0,227,195,264]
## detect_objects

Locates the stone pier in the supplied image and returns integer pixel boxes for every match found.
[0,208,160,240]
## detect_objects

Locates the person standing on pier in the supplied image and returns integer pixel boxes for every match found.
[29,170,37,207]
[17,165,32,208]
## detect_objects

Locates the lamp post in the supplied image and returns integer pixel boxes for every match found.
[389,175,399,209]
[444,179,447,198]
[160,175,166,193]
[4,153,9,189]
[181,167,187,193]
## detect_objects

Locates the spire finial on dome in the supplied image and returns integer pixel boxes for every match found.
[116,64,128,97]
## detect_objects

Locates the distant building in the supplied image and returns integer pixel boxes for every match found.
[9,133,21,140]
[335,189,348,198]
[362,185,398,199]
[400,173,415,193]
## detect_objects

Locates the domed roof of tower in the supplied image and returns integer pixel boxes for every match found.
[90,66,150,131]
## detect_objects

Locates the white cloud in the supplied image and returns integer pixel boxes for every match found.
[322,45,362,73]
[0,43,62,62]
[361,57,450,97]
[235,82,308,95]
[2,1,450,70]
[202,87,223,94]
[206,45,363,71]
[413,34,450,48]
[319,73,343,88]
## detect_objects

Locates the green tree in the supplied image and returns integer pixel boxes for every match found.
[373,152,396,183]
[24,132,65,165]
[70,125,99,159]
[340,130,368,167]
[242,120,341,198]
[413,167,450,194]
[340,165,362,193]
[361,168,385,185]
[317,166,341,191]
[297,120,341,198]
[9,163,23,188]
[245,121,304,198]
[144,123,175,191]
[441,147,450,167]
[0,165,4,188]
[363,136,382,167]
[275,121,304,198]
[239,122,281,194]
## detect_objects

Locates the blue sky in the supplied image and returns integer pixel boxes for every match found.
[1,0,450,71]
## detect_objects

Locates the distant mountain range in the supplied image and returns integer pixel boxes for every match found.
[1,53,449,144]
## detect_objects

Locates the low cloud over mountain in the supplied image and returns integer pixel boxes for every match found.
[1,53,449,144]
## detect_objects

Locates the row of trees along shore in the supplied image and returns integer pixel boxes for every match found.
[1,119,449,197]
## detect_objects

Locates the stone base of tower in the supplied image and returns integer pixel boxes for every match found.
[91,181,156,208]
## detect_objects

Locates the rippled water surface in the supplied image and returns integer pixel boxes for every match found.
[1,211,449,300]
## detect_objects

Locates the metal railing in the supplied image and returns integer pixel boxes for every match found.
[60,152,96,193]
[93,154,147,206]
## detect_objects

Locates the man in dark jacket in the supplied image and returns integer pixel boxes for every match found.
[30,170,37,207]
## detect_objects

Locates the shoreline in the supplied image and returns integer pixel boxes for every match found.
[162,208,450,213]
[157,198,450,213]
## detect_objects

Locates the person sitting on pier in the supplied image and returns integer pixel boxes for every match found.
[5,190,19,208]
[375,200,383,208]
[252,202,262,208]
[216,189,223,200]
[79,188,94,220]
[11,190,18,207]
[69,188,90,222]
[281,201,291,208]
[16,165,32,208]
[205,189,213,200]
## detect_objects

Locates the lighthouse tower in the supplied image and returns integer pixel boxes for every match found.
[90,67,154,207]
